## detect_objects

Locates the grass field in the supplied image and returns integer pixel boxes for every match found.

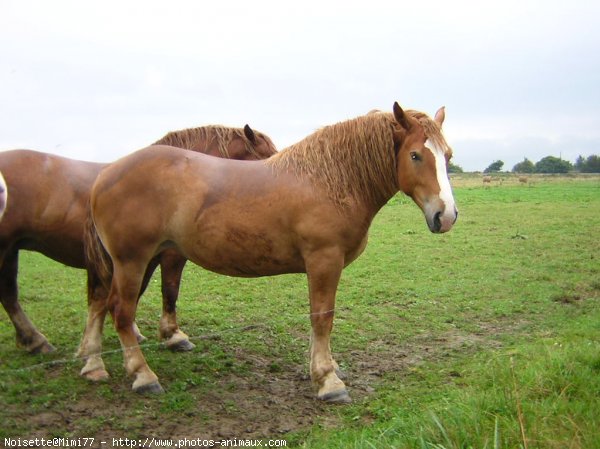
[1,175,599,448]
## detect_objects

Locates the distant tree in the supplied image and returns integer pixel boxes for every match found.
[585,154,600,173]
[512,158,535,173]
[483,160,504,173]
[575,155,586,171]
[580,155,600,173]
[534,156,573,173]
[448,162,463,173]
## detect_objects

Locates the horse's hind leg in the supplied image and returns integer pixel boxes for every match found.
[110,259,163,394]
[77,267,110,381]
[131,255,164,345]
[77,258,151,381]
[0,249,55,353]
[158,250,194,351]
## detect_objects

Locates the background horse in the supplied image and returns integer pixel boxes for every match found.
[83,102,457,403]
[0,125,276,354]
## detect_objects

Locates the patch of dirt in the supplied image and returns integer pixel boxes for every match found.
[5,324,515,447]
[552,281,600,305]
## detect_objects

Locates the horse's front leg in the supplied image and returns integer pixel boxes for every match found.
[158,250,194,351]
[305,249,351,404]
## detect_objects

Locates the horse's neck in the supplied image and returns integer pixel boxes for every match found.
[366,192,398,220]
[332,190,395,228]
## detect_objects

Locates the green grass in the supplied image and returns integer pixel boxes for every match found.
[297,311,600,448]
[1,177,599,447]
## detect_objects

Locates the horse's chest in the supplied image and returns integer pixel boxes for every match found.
[344,234,369,267]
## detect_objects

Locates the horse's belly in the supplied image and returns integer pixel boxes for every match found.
[190,251,305,277]
[186,231,305,277]
[19,237,86,268]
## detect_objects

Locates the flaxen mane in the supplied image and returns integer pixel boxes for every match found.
[368,109,452,159]
[266,110,452,208]
[266,113,399,208]
[153,125,269,158]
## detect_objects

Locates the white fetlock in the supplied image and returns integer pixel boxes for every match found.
[80,355,109,381]
[317,371,351,404]
[165,330,195,351]
[132,322,147,343]
[132,370,163,394]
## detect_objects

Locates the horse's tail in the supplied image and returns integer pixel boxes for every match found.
[83,203,113,293]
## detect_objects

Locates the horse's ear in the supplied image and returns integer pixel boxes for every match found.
[244,124,257,144]
[393,102,410,130]
[434,106,446,127]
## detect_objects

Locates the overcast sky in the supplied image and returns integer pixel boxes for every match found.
[1,0,599,171]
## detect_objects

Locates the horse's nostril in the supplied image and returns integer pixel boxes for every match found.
[434,211,442,232]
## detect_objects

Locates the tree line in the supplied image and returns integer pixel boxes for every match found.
[448,154,600,173]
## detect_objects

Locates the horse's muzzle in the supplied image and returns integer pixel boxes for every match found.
[427,206,458,233]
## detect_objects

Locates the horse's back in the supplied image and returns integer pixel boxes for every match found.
[0,149,105,266]
[0,149,104,199]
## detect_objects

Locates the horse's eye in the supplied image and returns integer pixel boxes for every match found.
[410,151,421,161]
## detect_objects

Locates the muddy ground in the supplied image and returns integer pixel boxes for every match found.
[5,326,509,447]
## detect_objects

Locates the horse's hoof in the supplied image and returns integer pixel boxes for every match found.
[318,389,352,404]
[82,368,110,382]
[133,381,164,395]
[167,339,196,352]
[25,340,56,354]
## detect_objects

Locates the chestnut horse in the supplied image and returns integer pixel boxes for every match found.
[0,125,276,354]
[82,103,457,403]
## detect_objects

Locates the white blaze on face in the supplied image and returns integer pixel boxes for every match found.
[426,139,456,219]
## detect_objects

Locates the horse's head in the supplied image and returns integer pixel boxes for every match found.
[228,125,278,160]
[392,102,457,233]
